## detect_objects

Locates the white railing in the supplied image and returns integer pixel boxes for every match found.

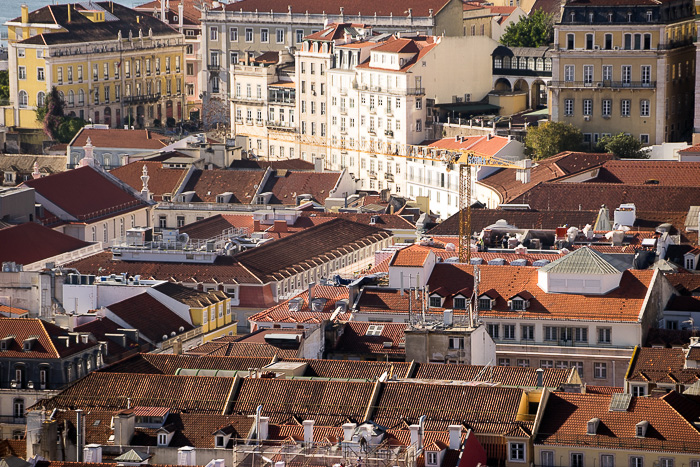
[24,243,105,271]
[206,10,434,29]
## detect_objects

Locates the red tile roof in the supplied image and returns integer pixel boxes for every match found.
[584,385,624,395]
[105,293,194,343]
[186,333,302,359]
[299,212,416,229]
[0,317,97,359]
[135,0,215,25]
[39,372,237,413]
[587,160,700,186]
[110,161,187,201]
[427,135,510,156]
[665,272,700,294]
[223,0,453,17]
[390,247,432,267]
[0,222,92,265]
[180,213,331,241]
[667,295,700,311]
[229,158,315,171]
[333,322,406,355]
[23,166,147,222]
[103,353,275,374]
[261,171,343,205]
[477,152,614,204]
[536,391,700,453]
[180,169,267,203]
[295,359,414,380]
[0,305,29,316]
[71,128,168,150]
[356,37,438,73]
[413,363,573,388]
[626,347,700,385]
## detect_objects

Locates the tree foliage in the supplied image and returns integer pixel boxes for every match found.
[0,71,9,102]
[524,121,584,160]
[35,86,86,143]
[596,133,649,159]
[500,9,554,48]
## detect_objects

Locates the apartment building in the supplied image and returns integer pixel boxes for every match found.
[135,0,213,121]
[550,0,695,145]
[199,0,464,103]
[3,2,186,130]
[230,50,298,159]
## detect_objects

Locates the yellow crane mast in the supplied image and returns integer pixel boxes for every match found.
[241,131,524,262]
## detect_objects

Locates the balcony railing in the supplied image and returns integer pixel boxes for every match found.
[123,93,162,105]
[352,83,425,95]
[549,80,656,89]
[208,64,221,72]
[266,120,297,131]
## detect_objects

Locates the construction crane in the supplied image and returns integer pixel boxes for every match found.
[238,130,524,262]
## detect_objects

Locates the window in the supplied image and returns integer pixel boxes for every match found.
[641,65,651,84]
[574,327,588,342]
[210,26,218,40]
[478,298,492,310]
[594,362,607,379]
[583,65,593,84]
[517,359,529,367]
[621,99,631,117]
[566,33,575,49]
[296,29,304,43]
[598,327,611,343]
[426,452,438,465]
[415,120,422,132]
[504,324,515,340]
[158,434,168,446]
[624,34,632,49]
[276,29,285,43]
[604,33,613,49]
[245,28,253,42]
[453,297,467,309]
[18,90,28,108]
[37,67,45,81]
[564,65,574,82]
[366,324,384,336]
[660,459,674,467]
[37,91,45,107]
[429,296,442,307]
[261,28,269,42]
[487,324,499,339]
[564,99,574,116]
[540,360,553,369]
[602,65,612,82]
[602,99,612,117]
[415,98,422,110]
[544,326,557,341]
[230,27,238,41]
[521,325,534,340]
[601,455,614,467]
[13,399,24,419]
[585,33,594,50]
[540,451,554,467]
[583,99,592,116]
[448,337,464,349]
[622,65,631,84]
[498,358,511,366]
[630,457,643,467]
[571,453,584,467]
[640,134,649,145]
[509,443,525,462]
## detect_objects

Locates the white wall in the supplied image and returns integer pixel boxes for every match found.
[470,325,496,365]
[63,283,154,315]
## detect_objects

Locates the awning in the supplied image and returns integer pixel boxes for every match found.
[433,103,500,114]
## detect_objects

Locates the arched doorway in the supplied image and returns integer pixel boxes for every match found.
[494,78,512,92]
[104,107,112,127]
[136,105,145,128]
[531,80,548,109]
[513,79,530,107]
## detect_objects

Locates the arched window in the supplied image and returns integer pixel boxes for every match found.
[494,56,502,68]
[68,89,75,106]
[78,89,85,105]
[18,90,28,108]
[37,91,45,107]
[503,56,511,68]
[103,154,111,167]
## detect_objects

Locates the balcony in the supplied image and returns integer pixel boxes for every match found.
[549,80,656,89]
[266,120,297,132]
[208,64,221,72]
[123,93,161,105]
[230,95,265,105]
[339,107,347,115]
[385,173,394,182]
[385,130,394,138]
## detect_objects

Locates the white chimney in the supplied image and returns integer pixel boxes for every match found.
[178,447,196,466]
[409,424,423,449]
[259,416,269,441]
[448,426,461,450]
[303,420,315,444]
[178,2,184,29]
[342,422,356,442]
[83,444,102,463]
[113,411,135,446]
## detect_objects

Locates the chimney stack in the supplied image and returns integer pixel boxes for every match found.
[21,4,29,23]
[448,425,461,450]
[536,368,544,387]
[259,416,269,441]
[303,420,315,444]
[342,422,356,442]
[253,219,261,232]
[409,424,423,449]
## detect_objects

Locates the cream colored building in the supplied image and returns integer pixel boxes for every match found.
[550,0,695,145]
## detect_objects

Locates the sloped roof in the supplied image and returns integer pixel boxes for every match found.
[23,166,147,221]
[72,129,168,150]
[153,282,227,307]
[0,318,96,359]
[179,213,331,241]
[249,285,352,325]
[588,160,700,186]
[0,155,66,176]
[0,222,92,265]
[260,171,343,205]
[110,161,187,201]
[333,321,406,355]
[426,135,511,156]
[538,247,627,275]
[135,0,215,26]
[105,293,194,342]
[626,347,700,385]
[180,169,267,203]
[222,0,453,17]
[299,212,416,229]
[356,36,439,73]
[101,353,275,374]
[229,158,315,171]
[413,363,572,388]
[536,391,700,453]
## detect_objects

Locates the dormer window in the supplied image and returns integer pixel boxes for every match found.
[636,420,649,437]
[478,296,494,310]
[429,295,442,308]
[587,418,600,435]
[426,452,438,465]
[453,297,467,310]
[215,435,225,447]
[22,337,36,352]
[157,433,168,446]
[0,336,13,351]
[509,298,528,311]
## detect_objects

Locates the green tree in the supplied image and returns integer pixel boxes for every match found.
[0,71,9,102]
[36,86,65,139]
[56,117,87,144]
[524,121,584,160]
[596,133,649,159]
[500,9,554,48]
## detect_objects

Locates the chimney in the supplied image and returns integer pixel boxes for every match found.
[342,422,356,442]
[253,219,261,232]
[160,0,166,23]
[76,410,83,462]
[409,424,423,449]
[67,3,71,23]
[314,157,324,172]
[518,159,532,184]
[113,410,135,446]
[447,425,461,450]
[32,161,41,179]
[178,2,184,29]
[21,4,29,23]
[348,284,359,309]
[177,446,196,466]
[303,420,315,444]
[258,416,269,440]
[308,282,314,306]
[536,368,544,387]
[273,219,288,233]
[83,444,103,463]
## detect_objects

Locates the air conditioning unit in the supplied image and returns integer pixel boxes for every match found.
[584,115,590,121]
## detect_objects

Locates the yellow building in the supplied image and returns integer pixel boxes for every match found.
[3,2,186,130]
[550,0,695,146]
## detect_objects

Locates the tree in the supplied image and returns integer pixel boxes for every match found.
[596,133,649,159]
[0,71,9,102]
[524,121,584,160]
[56,117,87,144]
[36,87,65,139]
[500,9,554,48]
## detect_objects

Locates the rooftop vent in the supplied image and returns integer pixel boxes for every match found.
[586,418,600,435]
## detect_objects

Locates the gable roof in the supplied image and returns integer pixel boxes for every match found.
[105,293,194,342]
[413,363,573,388]
[333,322,406,355]
[23,166,147,222]
[135,0,215,26]
[260,171,343,205]
[249,284,352,325]
[71,129,168,150]
[588,160,700,186]
[110,161,187,201]
[0,222,92,265]
[179,213,331,241]
[536,391,700,453]
[0,318,96,359]
[626,347,700,386]
[179,169,267,203]
[538,247,628,275]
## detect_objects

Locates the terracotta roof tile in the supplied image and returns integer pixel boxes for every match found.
[665,272,700,294]
[413,363,572,388]
[390,248,431,267]
[292,359,413,380]
[23,166,147,221]
[299,212,416,229]
[105,293,194,342]
[0,317,96,359]
[180,213,331,241]
[186,341,301,359]
[536,392,700,453]
[0,305,30,317]
[584,385,624,395]
[229,158,314,170]
[110,161,187,201]
[0,222,92,265]
[333,322,406,355]
[588,160,700,186]
[627,347,700,385]
[261,171,343,205]
[180,169,267,203]
[71,129,168,150]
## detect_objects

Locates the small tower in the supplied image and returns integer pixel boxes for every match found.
[140,164,151,201]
